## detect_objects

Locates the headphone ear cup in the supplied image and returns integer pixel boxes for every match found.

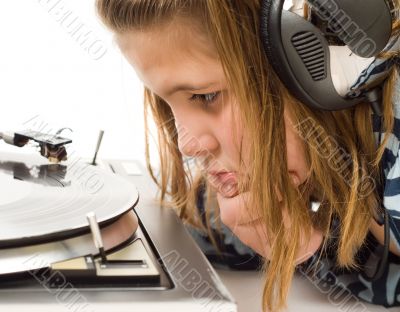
[260,0,362,111]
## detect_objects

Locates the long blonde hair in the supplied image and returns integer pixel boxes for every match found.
[96,1,400,311]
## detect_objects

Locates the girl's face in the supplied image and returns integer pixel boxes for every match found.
[116,19,309,199]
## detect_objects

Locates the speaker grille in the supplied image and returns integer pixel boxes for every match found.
[291,31,326,81]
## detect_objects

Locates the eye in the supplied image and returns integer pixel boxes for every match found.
[189,91,220,108]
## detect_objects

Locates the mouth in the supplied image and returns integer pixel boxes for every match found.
[207,171,239,198]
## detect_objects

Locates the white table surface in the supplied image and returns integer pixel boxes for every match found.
[216,269,396,312]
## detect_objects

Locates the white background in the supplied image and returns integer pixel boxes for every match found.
[0,0,159,167]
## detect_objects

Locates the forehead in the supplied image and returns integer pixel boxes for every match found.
[115,18,224,95]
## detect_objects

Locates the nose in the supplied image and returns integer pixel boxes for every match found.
[176,123,219,158]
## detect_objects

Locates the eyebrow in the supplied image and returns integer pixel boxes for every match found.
[166,83,216,96]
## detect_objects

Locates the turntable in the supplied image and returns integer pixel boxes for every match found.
[0,131,236,311]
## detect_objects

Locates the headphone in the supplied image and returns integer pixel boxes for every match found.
[260,0,397,281]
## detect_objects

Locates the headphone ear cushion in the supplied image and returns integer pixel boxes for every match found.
[260,0,285,82]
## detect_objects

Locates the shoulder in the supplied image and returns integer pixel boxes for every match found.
[372,70,400,254]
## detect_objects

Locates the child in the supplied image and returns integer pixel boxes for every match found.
[96,1,400,310]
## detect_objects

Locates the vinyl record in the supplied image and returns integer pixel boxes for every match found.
[0,152,139,248]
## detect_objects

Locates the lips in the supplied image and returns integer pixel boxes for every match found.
[207,171,239,198]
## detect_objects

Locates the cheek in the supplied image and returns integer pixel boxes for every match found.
[285,126,309,179]
[218,102,245,157]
